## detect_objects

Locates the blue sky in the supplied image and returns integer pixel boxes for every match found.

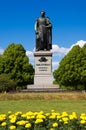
[0,0,86,70]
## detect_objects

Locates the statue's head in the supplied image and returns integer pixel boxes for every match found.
[40,11,45,17]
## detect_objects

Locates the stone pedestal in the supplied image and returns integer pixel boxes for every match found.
[34,51,52,86]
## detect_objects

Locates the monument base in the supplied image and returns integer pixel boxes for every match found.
[34,51,53,87]
[34,74,52,85]
[27,84,59,90]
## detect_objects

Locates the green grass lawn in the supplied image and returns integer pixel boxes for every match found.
[0,92,86,115]
[0,100,86,115]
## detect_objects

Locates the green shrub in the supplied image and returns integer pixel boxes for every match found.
[60,84,85,90]
[0,74,16,92]
[77,84,85,90]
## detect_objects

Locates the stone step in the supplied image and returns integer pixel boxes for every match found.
[25,84,59,92]
[27,84,59,89]
[25,84,61,92]
[20,89,60,92]
[19,88,81,93]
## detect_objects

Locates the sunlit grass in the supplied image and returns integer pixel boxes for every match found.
[0,99,86,115]
[0,92,86,100]
[0,92,86,114]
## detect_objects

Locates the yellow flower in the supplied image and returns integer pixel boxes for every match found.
[71,112,77,119]
[49,115,56,119]
[36,114,45,119]
[10,125,16,130]
[8,111,12,115]
[62,117,69,122]
[15,111,22,116]
[16,120,26,126]
[39,111,44,115]
[80,113,86,117]
[80,120,86,124]
[9,114,16,119]
[30,115,35,119]
[64,121,68,124]
[25,123,31,128]
[10,117,16,123]
[80,113,86,120]
[45,113,50,117]
[52,122,58,128]
[56,112,60,116]
[26,111,33,116]
[72,112,77,115]
[35,118,43,124]
[1,122,7,126]
[62,112,68,117]
[26,116,31,120]
[21,114,27,118]
[57,115,61,120]
[50,128,54,130]
[51,110,55,113]
[59,119,62,122]
[0,114,6,121]
[69,115,74,120]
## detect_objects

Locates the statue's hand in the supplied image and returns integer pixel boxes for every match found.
[46,24,52,28]
[36,32,39,34]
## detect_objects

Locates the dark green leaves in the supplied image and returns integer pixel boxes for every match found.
[53,44,86,90]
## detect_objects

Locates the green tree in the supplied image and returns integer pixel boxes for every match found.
[1,43,34,87]
[80,44,86,89]
[0,54,4,74]
[53,45,86,90]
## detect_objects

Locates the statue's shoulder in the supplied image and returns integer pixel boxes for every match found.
[45,17,51,24]
[36,17,42,22]
[36,18,39,21]
[46,17,50,20]
[38,17,42,20]
[45,17,51,23]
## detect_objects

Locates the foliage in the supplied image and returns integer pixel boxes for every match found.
[80,44,86,90]
[0,74,16,92]
[0,110,86,130]
[0,54,4,74]
[0,43,34,88]
[53,44,86,90]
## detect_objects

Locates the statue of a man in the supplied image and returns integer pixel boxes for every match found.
[35,11,52,51]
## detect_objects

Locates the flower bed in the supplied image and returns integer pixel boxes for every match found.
[0,110,86,130]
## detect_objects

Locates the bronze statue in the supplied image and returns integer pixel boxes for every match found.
[35,11,52,51]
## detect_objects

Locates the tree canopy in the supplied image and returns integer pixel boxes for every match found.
[0,43,34,88]
[53,44,86,90]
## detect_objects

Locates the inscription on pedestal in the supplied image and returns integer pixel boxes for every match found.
[36,63,50,72]
[35,55,52,75]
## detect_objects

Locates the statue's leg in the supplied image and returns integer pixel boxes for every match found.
[43,33,47,50]
[36,39,40,51]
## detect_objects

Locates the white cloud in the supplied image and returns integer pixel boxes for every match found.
[51,40,86,70]
[26,50,34,60]
[52,61,59,66]
[52,40,86,57]
[51,44,69,70]
[52,61,59,71]
[0,47,4,54]
[70,40,86,49]
[52,44,69,56]
[26,50,34,66]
